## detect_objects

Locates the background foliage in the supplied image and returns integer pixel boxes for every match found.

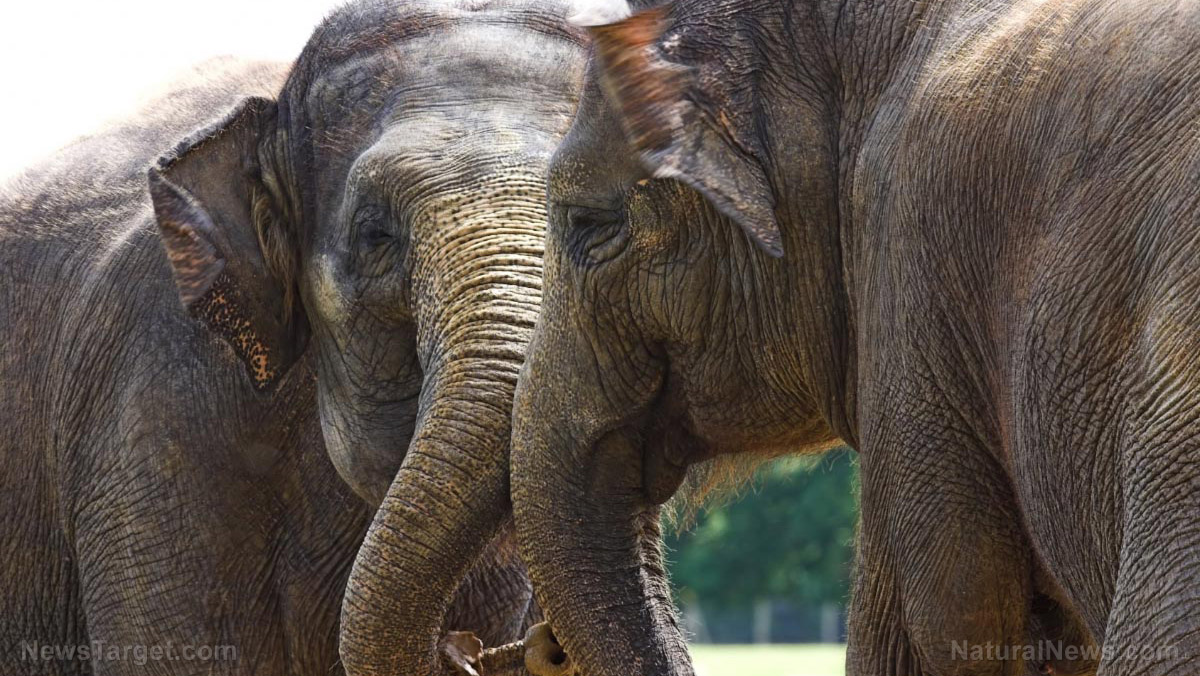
[666,449,859,642]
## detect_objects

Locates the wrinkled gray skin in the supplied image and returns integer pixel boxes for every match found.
[0,2,583,672]
[0,59,372,676]
[144,2,585,675]
[512,0,1200,675]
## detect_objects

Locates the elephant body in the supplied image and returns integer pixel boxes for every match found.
[0,58,372,676]
[512,1,1200,675]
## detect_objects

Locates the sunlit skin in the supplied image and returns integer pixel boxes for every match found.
[0,2,586,676]
[146,3,587,674]
[513,0,1200,675]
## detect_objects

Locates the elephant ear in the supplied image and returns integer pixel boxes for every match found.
[586,7,784,257]
[149,96,307,391]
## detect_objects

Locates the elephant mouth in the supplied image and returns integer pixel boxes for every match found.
[638,365,729,509]
[640,416,709,505]
[637,370,718,506]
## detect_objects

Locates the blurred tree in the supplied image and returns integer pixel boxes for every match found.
[666,449,859,615]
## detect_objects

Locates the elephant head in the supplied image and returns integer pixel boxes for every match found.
[512,2,849,675]
[148,1,586,673]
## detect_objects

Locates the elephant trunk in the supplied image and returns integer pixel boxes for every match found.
[340,206,542,675]
[512,386,694,676]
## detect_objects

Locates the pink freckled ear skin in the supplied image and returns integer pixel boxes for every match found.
[188,274,280,391]
[149,169,227,306]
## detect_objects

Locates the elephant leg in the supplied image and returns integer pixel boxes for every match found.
[75,542,241,674]
[1097,451,1200,675]
[849,413,1033,676]
[444,521,537,648]
[0,473,87,673]
[69,450,286,675]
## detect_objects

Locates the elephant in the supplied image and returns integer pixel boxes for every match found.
[0,1,585,674]
[144,1,586,674]
[0,58,377,676]
[510,0,1200,675]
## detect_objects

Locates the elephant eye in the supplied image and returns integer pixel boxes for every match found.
[352,204,401,277]
[361,227,393,247]
[353,205,390,244]
[565,205,628,266]
[567,205,622,231]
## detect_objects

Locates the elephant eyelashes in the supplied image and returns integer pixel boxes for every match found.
[361,227,393,247]
[565,205,629,266]
[352,204,401,277]
[567,205,621,230]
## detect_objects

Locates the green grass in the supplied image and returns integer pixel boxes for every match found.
[690,644,847,676]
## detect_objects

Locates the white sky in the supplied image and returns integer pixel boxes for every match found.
[0,0,344,180]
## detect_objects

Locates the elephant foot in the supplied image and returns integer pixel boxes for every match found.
[524,622,576,676]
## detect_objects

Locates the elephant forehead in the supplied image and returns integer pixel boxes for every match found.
[363,121,551,179]
[335,116,557,216]
[304,23,582,130]
[397,23,584,98]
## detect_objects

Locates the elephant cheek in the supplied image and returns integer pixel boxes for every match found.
[317,388,395,506]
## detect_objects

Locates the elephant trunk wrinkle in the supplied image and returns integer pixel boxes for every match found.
[340,355,520,675]
[341,208,543,674]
